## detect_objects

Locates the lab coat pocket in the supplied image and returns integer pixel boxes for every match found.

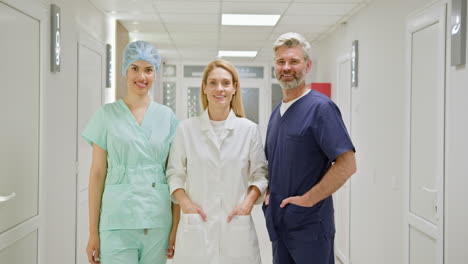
[224,215,259,257]
[177,213,206,256]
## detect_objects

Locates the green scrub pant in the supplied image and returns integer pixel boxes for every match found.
[99,227,170,264]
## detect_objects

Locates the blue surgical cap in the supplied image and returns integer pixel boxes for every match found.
[122,40,161,77]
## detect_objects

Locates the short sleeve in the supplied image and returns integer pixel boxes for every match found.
[314,101,355,161]
[82,107,108,151]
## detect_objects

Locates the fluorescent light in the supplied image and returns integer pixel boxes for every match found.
[222,14,280,26]
[218,50,257,58]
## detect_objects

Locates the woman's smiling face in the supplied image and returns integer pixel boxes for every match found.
[203,67,236,109]
[126,60,155,96]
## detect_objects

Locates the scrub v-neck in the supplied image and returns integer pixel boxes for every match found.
[119,99,153,127]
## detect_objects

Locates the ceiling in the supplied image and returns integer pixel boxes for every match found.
[89,0,371,62]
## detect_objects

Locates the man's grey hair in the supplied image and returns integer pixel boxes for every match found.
[273,32,311,60]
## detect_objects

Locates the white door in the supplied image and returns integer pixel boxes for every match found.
[0,2,40,263]
[333,55,352,264]
[405,2,446,264]
[76,34,105,264]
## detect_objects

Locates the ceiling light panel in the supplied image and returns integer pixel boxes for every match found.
[222,14,280,26]
[221,25,274,33]
[222,2,288,14]
[218,50,258,57]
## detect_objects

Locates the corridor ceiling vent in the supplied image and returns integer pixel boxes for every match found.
[221,14,280,26]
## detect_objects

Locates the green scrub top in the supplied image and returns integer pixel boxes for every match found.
[82,99,178,231]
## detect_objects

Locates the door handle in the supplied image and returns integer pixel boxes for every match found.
[421,186,438,193]
[0,192,16,203]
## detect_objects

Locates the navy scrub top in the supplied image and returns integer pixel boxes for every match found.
[264,90,355,241]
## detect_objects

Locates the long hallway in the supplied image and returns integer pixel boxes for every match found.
[1,0,467,263]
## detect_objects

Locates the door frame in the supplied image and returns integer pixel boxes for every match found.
[333,54,352,264]
[404,1,447,263]
[76,30,106,264]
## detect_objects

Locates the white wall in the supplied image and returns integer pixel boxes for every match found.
[444,1,468,262]
[313,0,468,263]
[0,0,114,263]
[45,1,114,263]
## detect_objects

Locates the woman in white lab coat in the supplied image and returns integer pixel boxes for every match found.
[166,59,268,264]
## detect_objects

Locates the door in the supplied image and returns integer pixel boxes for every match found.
[333,55,352,264]
[76,34,105,264]
[0,2,40,263]
[405,2,446,264]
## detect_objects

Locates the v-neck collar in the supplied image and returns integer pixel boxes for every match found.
[280,89,310,119]
[118,99,154,128]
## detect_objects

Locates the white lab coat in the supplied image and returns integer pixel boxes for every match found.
[167,109,268,264]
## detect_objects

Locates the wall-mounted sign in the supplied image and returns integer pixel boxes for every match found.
[106,44,112,87]
[351,40,358,87]
[235,66,264,79]
[184,65,265,79]
[451,0,466,66]
[50,4,61,72]
[184,65,205,77]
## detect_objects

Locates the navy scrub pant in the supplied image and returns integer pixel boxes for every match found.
[272,237,334,264]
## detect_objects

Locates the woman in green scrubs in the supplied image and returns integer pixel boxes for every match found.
[82,40,179,264]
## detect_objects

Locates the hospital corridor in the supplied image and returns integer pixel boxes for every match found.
[1,0,468,263]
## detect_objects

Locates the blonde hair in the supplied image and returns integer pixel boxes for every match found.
[200,59,245,117]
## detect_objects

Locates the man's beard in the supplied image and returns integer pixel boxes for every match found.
[278,72,306,90]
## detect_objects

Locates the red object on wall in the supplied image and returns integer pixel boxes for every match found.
[311,83,331,98]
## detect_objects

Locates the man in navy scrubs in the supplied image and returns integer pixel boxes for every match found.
[263,32,357,264]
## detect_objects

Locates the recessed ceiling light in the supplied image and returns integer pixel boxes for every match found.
[222,14,280,26]
[218,50,257,58]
